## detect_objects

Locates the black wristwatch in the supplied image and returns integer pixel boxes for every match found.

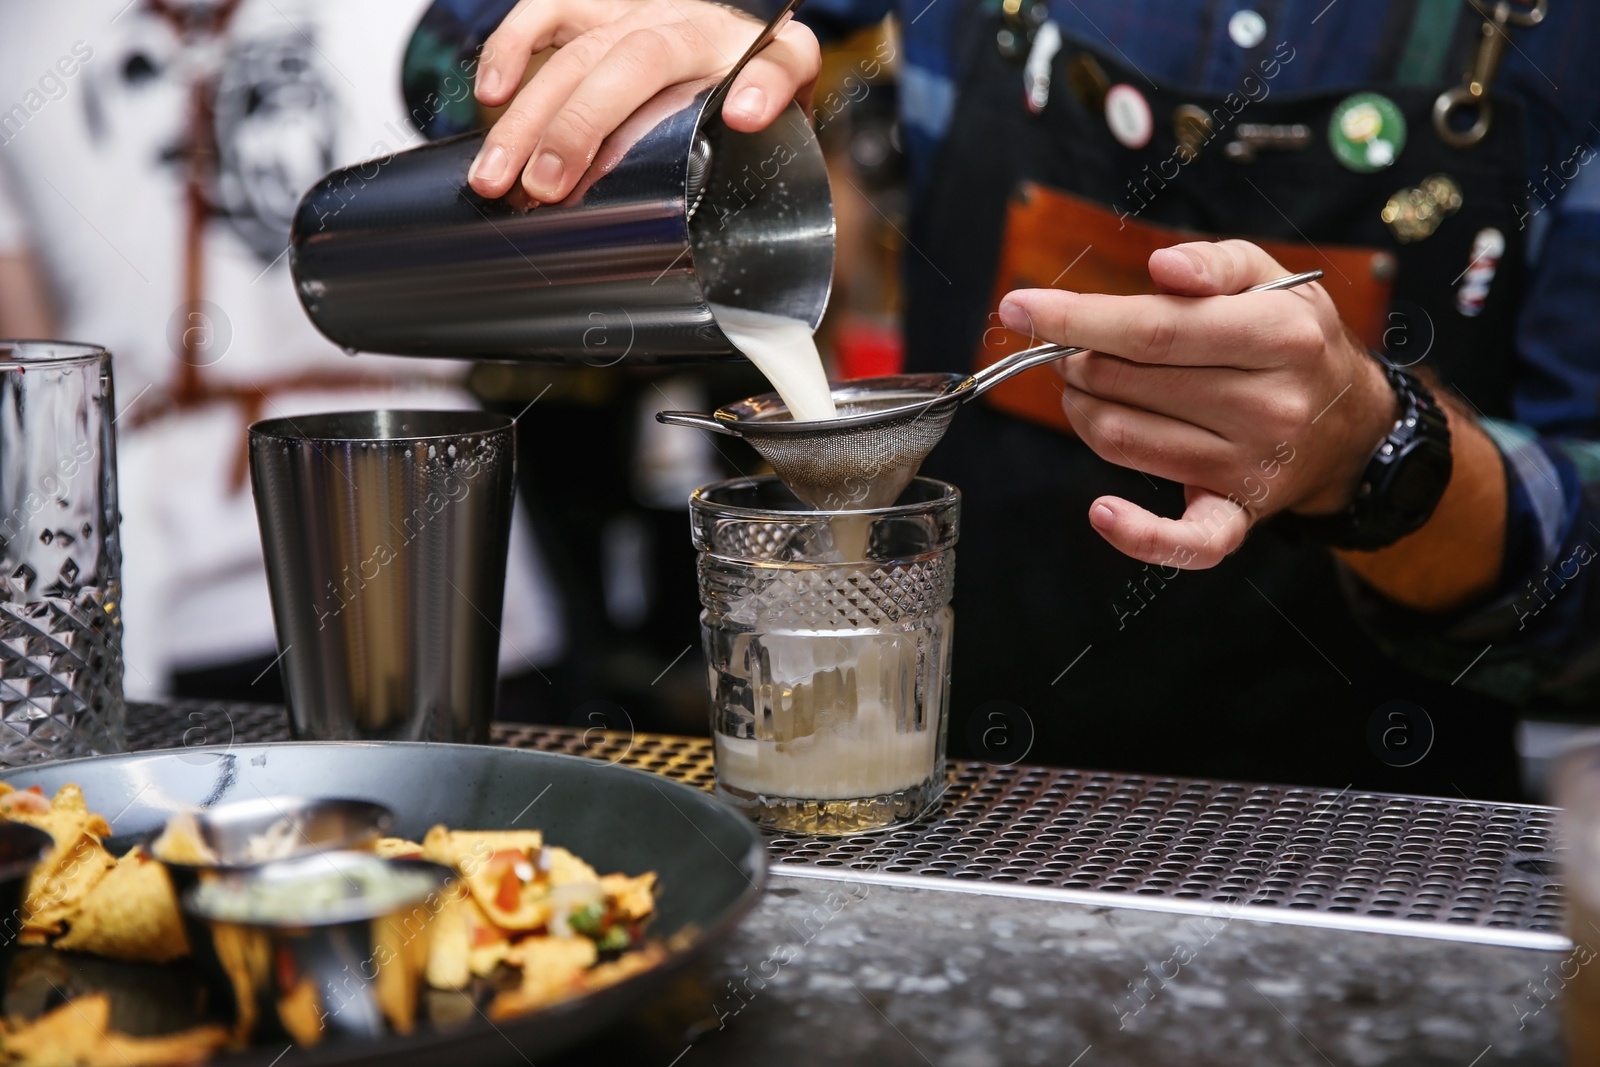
[1280,358,1454,552]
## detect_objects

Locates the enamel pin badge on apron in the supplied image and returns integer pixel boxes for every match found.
[1106,84,1154,149]
[1067,52,1111,112]
[1330,92,1406,172]
[1172,104,1212,159]
[1226,123,1313,163]
[1228,9,1268,49]
[1024,21,1063,114]
[1457,228,1505,316]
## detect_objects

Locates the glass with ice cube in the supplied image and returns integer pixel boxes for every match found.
[0,342,123,763]
[692,476,958,835]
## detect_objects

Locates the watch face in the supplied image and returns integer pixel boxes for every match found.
[1388,440,1454,523]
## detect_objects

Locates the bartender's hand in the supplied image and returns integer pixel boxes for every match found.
[469,0,821,202]
[1000,240,1400,570]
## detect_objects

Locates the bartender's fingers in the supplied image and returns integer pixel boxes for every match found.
[517,22,817,201]
[1060,385,1232,489]
[1147,239,1291,297]
[517,24,724,202]
[471,13,648,196]
[473,4,818,201]
[474,0,633,107]
[1000,287,1310,369]
[724,22,822,129]
[1088,488,1253,570]
[1059,352,1261,433]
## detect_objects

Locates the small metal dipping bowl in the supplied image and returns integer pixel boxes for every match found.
[152,795,394,887]
[182,851,456,1045]
[0,822,54,958]
[149,796,394,996]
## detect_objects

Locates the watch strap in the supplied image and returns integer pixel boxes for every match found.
[1277,359,1453,552]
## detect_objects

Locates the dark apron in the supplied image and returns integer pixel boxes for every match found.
[905,2,1530,797]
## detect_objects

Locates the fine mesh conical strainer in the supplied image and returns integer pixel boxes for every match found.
[673,375,963,511]
[659,270,1322,510]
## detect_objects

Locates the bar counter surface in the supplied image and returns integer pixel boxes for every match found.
[125,703,1569,1066]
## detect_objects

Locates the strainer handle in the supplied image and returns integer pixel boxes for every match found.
[657,410,742,436]
[704,0,807,119]
[959,268,1326,400]
[961,342,1085,398]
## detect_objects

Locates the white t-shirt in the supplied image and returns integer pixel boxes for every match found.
[0,0,564,696]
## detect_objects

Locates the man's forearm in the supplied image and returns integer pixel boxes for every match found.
[1334,395,1507,612]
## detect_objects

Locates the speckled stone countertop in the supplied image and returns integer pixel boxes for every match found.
[122,703,1570,1065]
[545,873,1563,1066]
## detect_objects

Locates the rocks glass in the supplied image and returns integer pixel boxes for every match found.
[692,476,958,835]
[0,342,123,763]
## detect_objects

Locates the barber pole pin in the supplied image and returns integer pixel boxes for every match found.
[1457,228,1505,318]
[1023,21,1063,114]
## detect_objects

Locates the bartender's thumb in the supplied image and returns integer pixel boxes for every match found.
[1148,239,1289,298]
[1088,487,1251,570]
[723,21,822,131]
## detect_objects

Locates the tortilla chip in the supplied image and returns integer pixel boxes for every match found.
[21,834,114,935]
[374,837,424,860]
[423,828,551,931]
[148,813,217,866]
[374,907,432,1035]
[54,847,189,963]
[47,785,93,818]
[488,936,597,1019]
[423,892,471,991]
[600,872,657,923]
[0,783,99,823]
[0,786,48,819]
[276,978,323,1048]
[425,890,514,990]
[0,988,107,1066]
[421,827,542,870]
[0,992,228,1066]
[469,939,513,979]
[209,921,269,1045]
[12,790,117,937]
[544,848,598,887]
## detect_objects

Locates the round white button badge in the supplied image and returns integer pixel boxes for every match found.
[1104,84,1154,150]
[1229,9,1268,49]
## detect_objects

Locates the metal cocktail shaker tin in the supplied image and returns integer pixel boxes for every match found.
[289,78,835,363]
[248,410,516,744]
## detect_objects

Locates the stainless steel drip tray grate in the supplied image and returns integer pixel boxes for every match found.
[122,706,1566,949]
[492,726,1567,949]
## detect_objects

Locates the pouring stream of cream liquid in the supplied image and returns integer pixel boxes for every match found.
[710,303,875,558]
[710,304,837,422]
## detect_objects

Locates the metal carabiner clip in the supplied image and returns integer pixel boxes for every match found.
[1433,0,1546,148]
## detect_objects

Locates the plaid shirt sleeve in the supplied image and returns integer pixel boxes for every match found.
[1342,142,1600,707]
